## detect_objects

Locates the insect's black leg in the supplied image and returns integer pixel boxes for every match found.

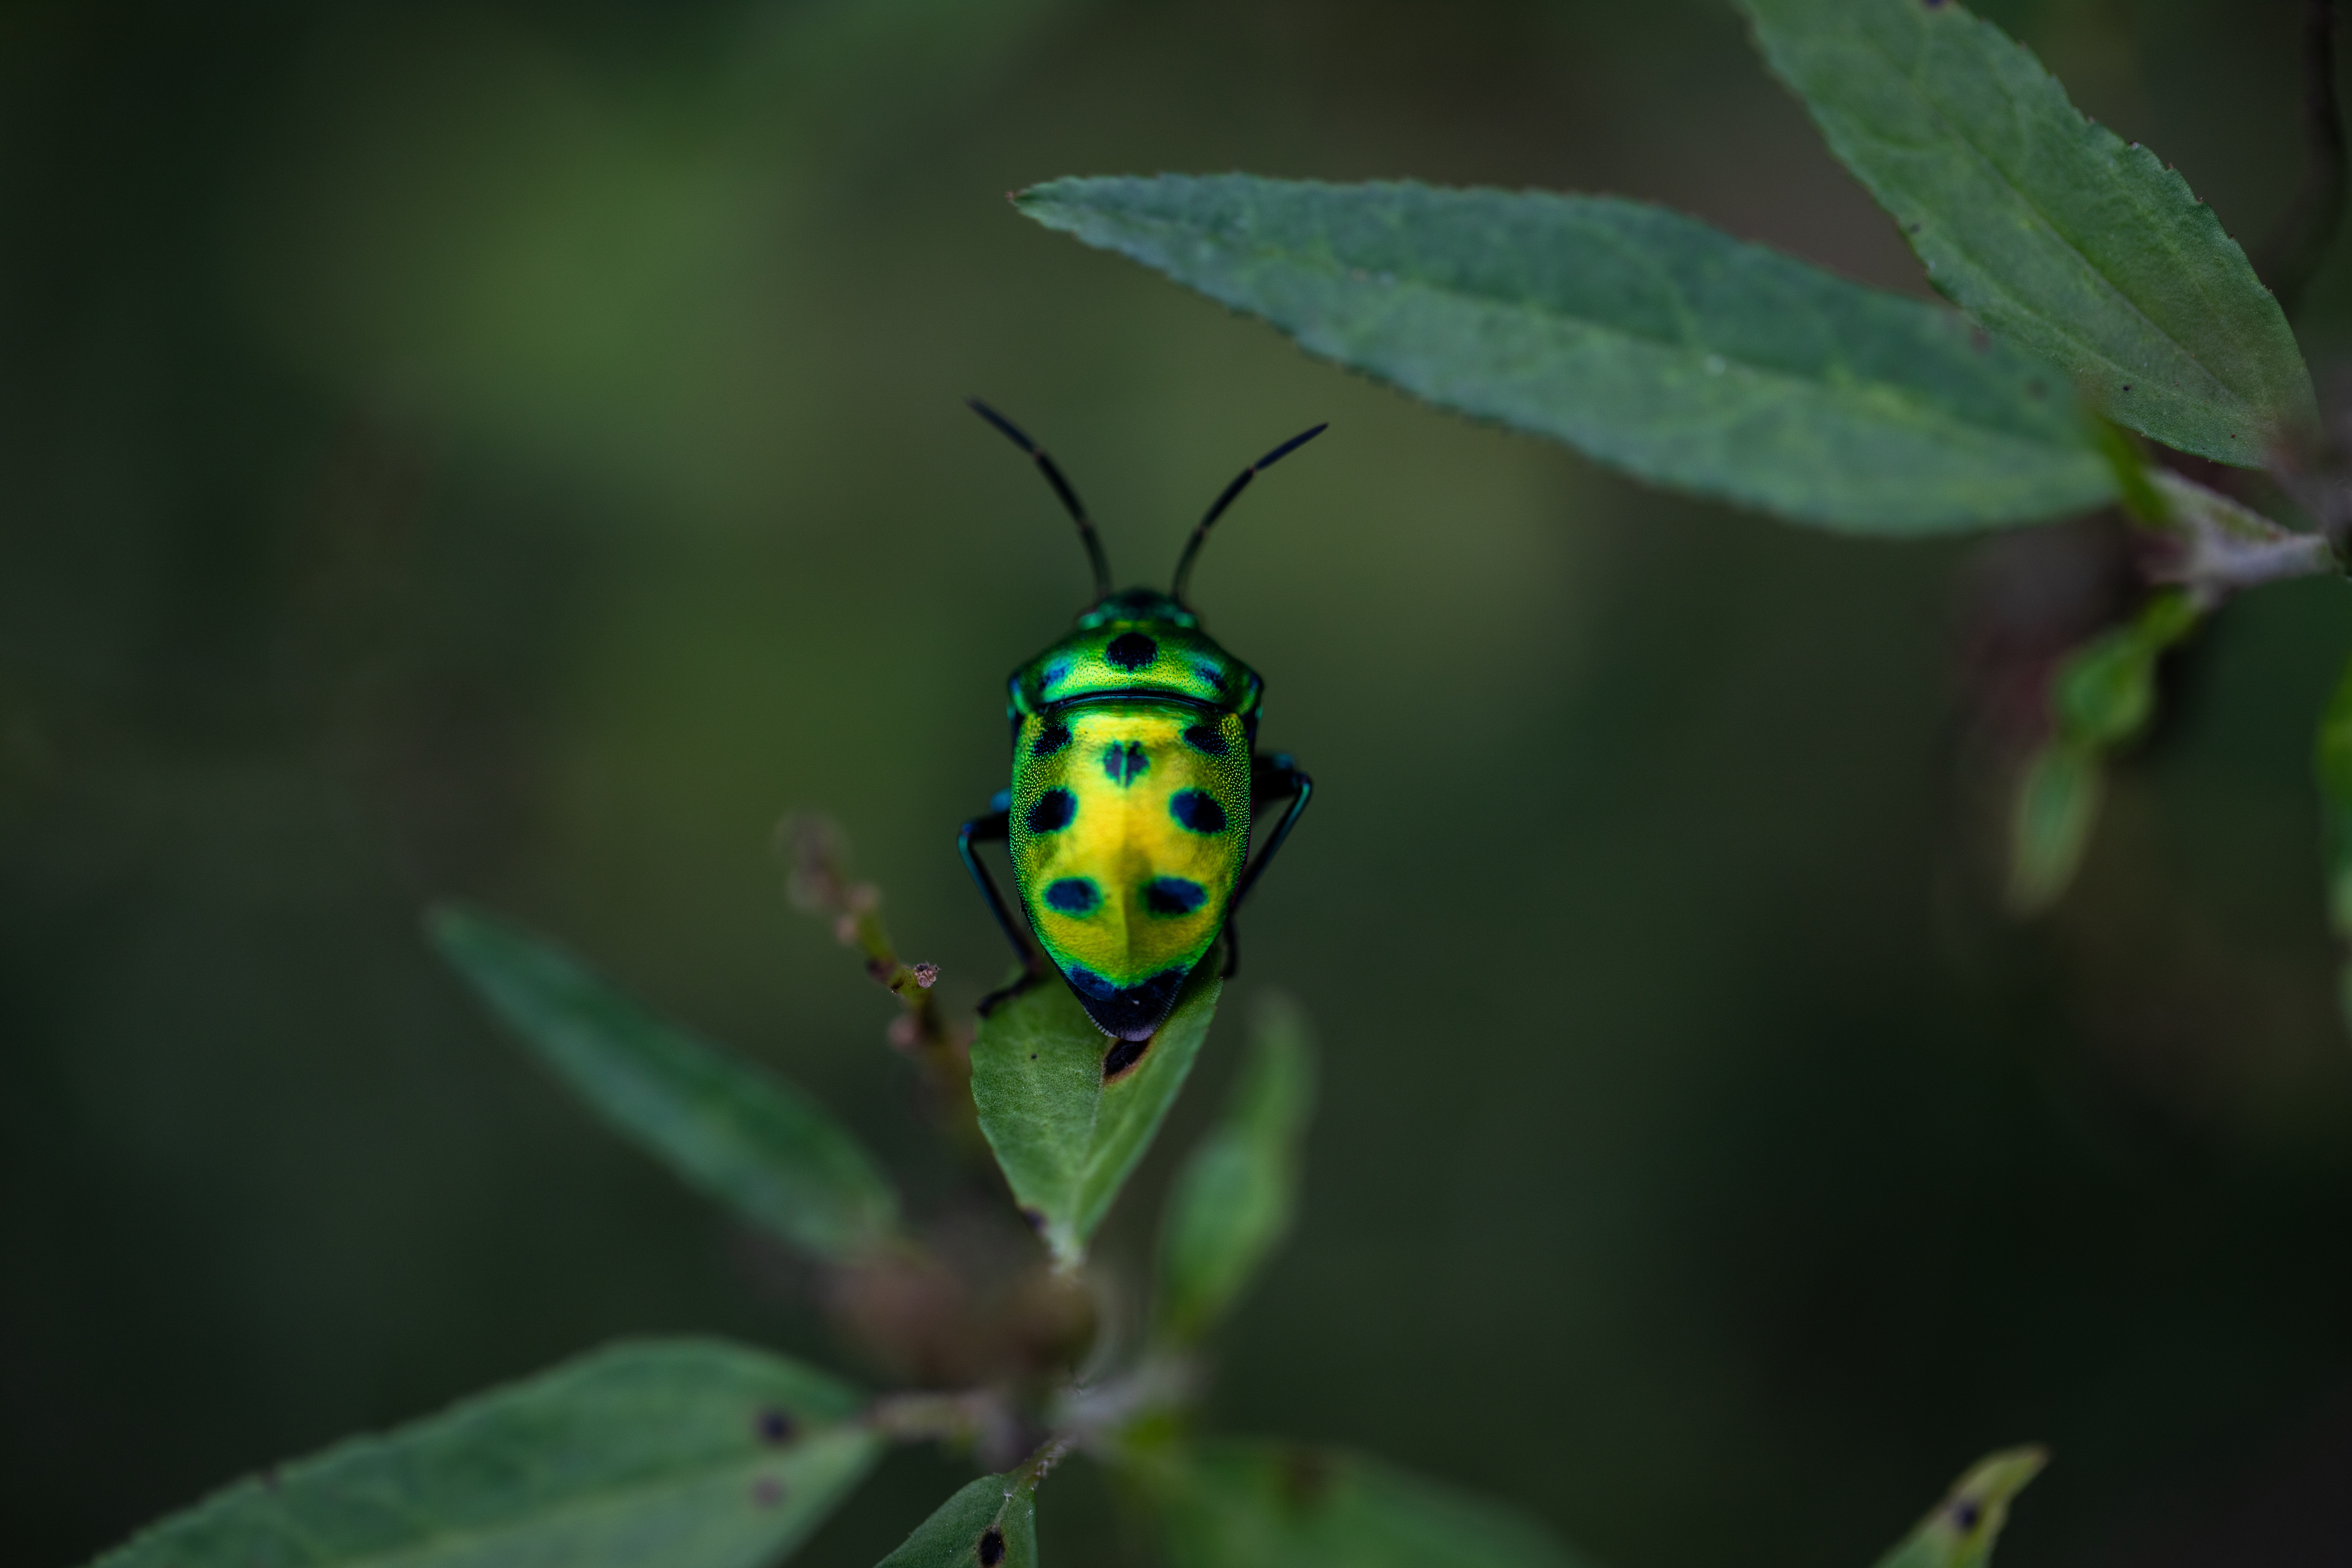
[1222,752,1312,978]
[958,798,1046,1015]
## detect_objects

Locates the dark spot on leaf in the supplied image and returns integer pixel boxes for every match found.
[2122,384,2132,392]
[1145,877,1206,916]
[1026,788,1075,833]
[1182,723,1228,756]
[1908,222,1922,233]
[1968,325,1990,353]
[1032,717,1071,756]
[2026,379,2046,399]
[1105,631,1157,670]
[753,1476,784,1507]
[1277,1449,1333,1509]
[1104,1036,1151,1079]
[1170,790,1226,833]
[1102,740,1149,785]
[979,1526,1008,1566]
[1021,1206,1047,1233]
[756,1408,795,1444]
[1951,1498,1982,1532]
[1045,877,1100,915]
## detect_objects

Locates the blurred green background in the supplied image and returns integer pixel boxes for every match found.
[8,0,2352,1562]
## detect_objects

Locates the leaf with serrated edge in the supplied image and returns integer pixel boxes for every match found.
[1874,1447,2047,1568]
[1017,175,2113,533]
[1741,0,2315,465]
[1154,994,1315,1343]
[1135,1439,1596,1568]
[429,904,901,1261]
[876,1471,1038,1568]
[972,962,1220,1268]
[90,1339,880,1568]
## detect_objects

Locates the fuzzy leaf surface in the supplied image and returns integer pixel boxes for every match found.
[1154,994,1316,1342]
[430,904,901,1260]
[971,964,1220,1268]
[1139,1440,1593,1568]
[1874,1446,2047,1568]
[91,1339,880,1568]
[875,1471,1038,1568]
[1741,0,2315,465]
[1017,175,2114,533]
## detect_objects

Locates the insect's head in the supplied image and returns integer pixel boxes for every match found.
[967,398,1325,617]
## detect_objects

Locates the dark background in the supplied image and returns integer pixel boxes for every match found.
[9,0,2352,1563]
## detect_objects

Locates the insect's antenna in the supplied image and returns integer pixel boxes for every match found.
[967,398,1113,600]
[1170,422,1328,609]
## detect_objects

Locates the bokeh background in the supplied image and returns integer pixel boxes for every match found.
[9,0,2352,1562]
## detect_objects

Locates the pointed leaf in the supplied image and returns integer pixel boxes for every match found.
[1873,1447,2047,1568]
[1154,994,1316,1343]
[2315,653,2352,1029]
[875,1470,1038,1568]
[2007,589,2201,913]
[90,1338,881,1568]
[429,903,901,1261]
[971,964,1221,1268]
[1136,1439,1594,1568]
[1741,0,2316,466]
[1016,174,2114,533]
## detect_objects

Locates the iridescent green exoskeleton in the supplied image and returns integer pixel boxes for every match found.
[958,401,1321,1044]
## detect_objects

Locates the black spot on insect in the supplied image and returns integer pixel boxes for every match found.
[1026,789,1075,833]
[1046,877,1100,915]
[1032,717,1071,756]
[1182,723,1228,756]
[1145,877,1206,916]
[756,1409,794,1444]
[1170,790,1227,833]
[1105,631,1157,670]
[978,1526,1008,1566]
[753,1476,784,1507]
[1190,661,1227,691]
[1950,1498,1982,1532]
[1103,1036,1151,1079]
[1102,740,1149,785]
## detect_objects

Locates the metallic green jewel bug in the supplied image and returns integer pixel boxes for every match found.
[958,400,1323,1044]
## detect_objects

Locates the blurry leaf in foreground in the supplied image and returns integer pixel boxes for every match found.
[876,1469,1039,1568]
[2316,653,2352,1030]
[429,903,901,1261]
[1872,1447,2047,1568]
[1136,1439,1593,1568]
[1017,175,2113,534]
[1154,993,1316,1344]
[2006,591,2200,914]
[91,1339,880,1568]
[1741,0,2315,467]
[971,963,1220,1268]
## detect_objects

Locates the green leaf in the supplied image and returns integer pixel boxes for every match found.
[1135,1439,1594,1568]
[875,1470,1038,1568]
[2007,591,2201,914]
[428,903,901,1261]
[2315,653,2352,1028]
[1873,1446,2047,1568]
[91,1338,882,1568]
[971,963,1221,1269]
[1016,174,2113,534]
[1740,0,2316,467]
[1154,993,1316,1343]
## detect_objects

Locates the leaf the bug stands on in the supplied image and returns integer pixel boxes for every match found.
[87,1339,881,1568]
[1740,0,2317,467]
[428,904,903,1263]
[1871,1447,2047,1568]
[1153,994,1316,1345]
[1016,176,2114,534]
[2315,656,2352,1028]
[970,961,1222,1269]
[875,1468,1041,1568]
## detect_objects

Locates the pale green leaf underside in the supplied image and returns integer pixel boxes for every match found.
[875,1472,1038,1568]
[1741,0,2315,466]
[429,904,901,1261]
[1016,175,2114,533]
[1874,1446,2047,1568]
[1155,993,1316,1343]
[972,964,1221,1268]
[1142,1439,1596,1568]
[92,1339,880,1568]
